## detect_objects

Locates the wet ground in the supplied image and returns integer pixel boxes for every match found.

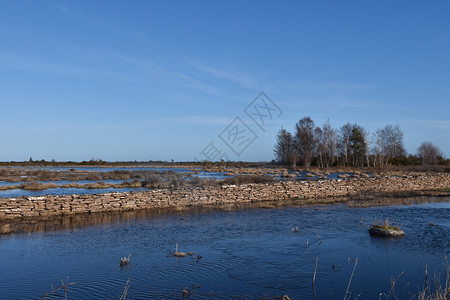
[0,166,357,198]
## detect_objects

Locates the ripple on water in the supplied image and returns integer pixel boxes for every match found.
[0,199,448,299]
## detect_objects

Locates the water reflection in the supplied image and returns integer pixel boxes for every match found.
[0,197,448,299]
[1,196,448,235]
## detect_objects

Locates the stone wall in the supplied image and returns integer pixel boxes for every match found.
[1,174,449,224]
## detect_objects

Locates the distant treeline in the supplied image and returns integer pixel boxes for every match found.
[0,159,257,168]
[274,117,447,167]
[0,159,169,167]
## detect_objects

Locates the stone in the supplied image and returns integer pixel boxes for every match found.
[368,226,405,237]
[0,224,12,234]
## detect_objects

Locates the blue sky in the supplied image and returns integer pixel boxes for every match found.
[0,0,449,162]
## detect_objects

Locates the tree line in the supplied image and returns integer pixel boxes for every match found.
[274,117,445,167]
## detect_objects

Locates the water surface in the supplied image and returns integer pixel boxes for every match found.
[0,199,448,299]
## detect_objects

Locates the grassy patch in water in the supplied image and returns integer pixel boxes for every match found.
[371,219,402,231]
[371,224,402,231]
[21,182,59,190]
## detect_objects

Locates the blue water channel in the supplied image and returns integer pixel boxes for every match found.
[0,199,448,299]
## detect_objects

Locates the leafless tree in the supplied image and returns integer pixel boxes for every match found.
[315,126,324,168]
[338,123,353,166]
[371,129,384,167]
[274,128,294,165]
[294,117,317,168]
[389,124,406,158]
[321,119,338,167]
[383,124,405,163]
[417,142,443,165]
[372,124,406,166]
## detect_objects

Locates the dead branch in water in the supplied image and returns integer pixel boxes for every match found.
[40,279,77,300]
[312,256,318,286]
[344,257,358,300]
[312,256,319,299]
[119,278,130,300]
[315,229,322,244]
[173,242,187,257]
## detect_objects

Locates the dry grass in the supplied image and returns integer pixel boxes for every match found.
[372,219,402,231]
[60,183,84,188]
[141,175,163,188]
[35,256,449,299]
[118,179,142,188]
[0,185,19,190]
[383,258,449,299]
[414,258,450,300]
[221,175,274,185]
[21,182,59,190]
[84,181,114,189]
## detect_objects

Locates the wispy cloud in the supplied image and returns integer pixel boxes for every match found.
[405,119,450,130]
[187,61,260,89]
[162,116,233,126]
[313,82,375,91]
[115,54,219,95]
[0,52,130,80]
[269,80,374,93]
[170,72,219,95]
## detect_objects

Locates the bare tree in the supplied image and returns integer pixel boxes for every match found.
[417,142,443,165]
[315,126,324,168]
[321,119,338,167]
[371,129,384,167]
[338,123,353,166]
[383,124,405,163]
[276,118,421,168]
[372,124,406,166]
[294,117,317,168]
[391,124,406,158]
[274,128,294,165]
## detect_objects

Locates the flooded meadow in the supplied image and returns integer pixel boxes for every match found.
[0,198,448,299]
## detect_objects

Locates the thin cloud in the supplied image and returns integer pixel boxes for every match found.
[405,119,450,130]
[314,82,375,91]
[115,54,219,95]
[0,53,130,80]
[162,116,234,126]
[187,61,260,89]
[272,81,374,93]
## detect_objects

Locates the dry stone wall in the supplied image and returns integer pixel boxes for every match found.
[1,174,449,223]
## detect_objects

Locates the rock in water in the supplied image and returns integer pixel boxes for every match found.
[368,226,405,237]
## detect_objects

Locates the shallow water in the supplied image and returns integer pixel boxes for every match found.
[0,179,135,187]
[0,166,359,198]
[0,199,448,299]
[0,167,226,197]
[0,187,149,198]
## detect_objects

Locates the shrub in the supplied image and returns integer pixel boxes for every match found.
[221,175,274,185]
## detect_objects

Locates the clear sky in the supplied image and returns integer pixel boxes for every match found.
[0,1,449,162]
